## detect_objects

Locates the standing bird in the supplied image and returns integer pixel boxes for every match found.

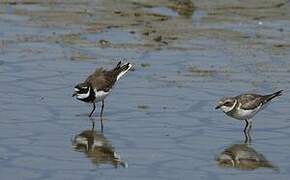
[72,61,132,117]
[215,90,283,132]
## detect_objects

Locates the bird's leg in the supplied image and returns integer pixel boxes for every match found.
[248,121,252,132]
[244,119,249,133]
[244,129,252,144]
[100,100,105,118]
[90,117,95,131]
[100,117,104,133]
[243,119,252,144]
[89,102,96,117]
[100,100,105,133]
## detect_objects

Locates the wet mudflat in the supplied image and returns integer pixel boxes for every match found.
[1,0,290,179]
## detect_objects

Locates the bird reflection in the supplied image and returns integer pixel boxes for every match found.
[217,131,278,171]
[169,0,195,18]
[72,122,127,168]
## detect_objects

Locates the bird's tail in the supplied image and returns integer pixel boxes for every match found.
[264,90,283,103]
[113,61,132,81]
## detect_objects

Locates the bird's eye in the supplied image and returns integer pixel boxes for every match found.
[224,101,231,105]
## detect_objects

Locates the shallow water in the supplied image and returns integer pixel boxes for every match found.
[1,0,290,179]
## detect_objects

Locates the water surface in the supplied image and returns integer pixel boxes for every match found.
[0,0,290,179]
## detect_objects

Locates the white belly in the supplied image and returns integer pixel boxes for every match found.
[94,89,110,102]
[233,105,262,120]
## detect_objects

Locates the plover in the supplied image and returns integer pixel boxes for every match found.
[215,90,283,132]
[217,143,277,171]
[72,61,132,117]
[72,129,127,167]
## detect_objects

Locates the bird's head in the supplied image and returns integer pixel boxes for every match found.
[215,97,237,113]
[72,82,91,100]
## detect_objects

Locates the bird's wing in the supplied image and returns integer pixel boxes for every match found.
[85,68,116,92]
[238,94,263,110]
[263,90,283,103]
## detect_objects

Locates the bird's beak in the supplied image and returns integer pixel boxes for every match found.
[215,104,222,109]
[72,92,77,97]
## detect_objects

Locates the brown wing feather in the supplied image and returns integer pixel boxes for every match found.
[237,94,263,110]
[85,62,130,91]
[85,68,116,91]
[263,90,283,103]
